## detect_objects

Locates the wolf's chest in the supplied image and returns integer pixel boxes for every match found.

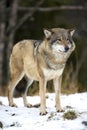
[43,67,64,80]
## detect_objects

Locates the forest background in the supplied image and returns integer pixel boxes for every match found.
[0,0,87,96]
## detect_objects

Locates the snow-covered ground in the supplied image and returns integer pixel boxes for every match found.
[0,93,87,130]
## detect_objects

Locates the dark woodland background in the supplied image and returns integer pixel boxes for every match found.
[0,0,87,96]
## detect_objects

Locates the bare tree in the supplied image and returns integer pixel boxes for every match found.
[0,0,6,86]
[0,0,45,93]
[0,0,19,93]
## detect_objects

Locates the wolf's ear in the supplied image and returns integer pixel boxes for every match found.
[68,29,75,36]
[43,29,52,38]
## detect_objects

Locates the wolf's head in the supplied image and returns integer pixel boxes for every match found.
[44,28,75,53]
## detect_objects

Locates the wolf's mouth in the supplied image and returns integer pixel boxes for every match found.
[59,50,63,52]
[59,49,68,53]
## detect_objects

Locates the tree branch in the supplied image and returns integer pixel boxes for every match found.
[15,0,45,31]
[18,5,87,12]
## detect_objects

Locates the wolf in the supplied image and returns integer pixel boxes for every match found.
[8,28,75,115]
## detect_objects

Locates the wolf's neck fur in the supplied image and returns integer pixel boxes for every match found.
[43,50,66,70]
[38,40,75,70]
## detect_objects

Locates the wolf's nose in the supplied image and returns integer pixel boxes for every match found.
[65,47,69,52]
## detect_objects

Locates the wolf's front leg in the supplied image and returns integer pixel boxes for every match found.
[39,78,47,115]
[53,76,64,112]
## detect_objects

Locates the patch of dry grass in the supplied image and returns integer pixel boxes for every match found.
[63,110,77,120]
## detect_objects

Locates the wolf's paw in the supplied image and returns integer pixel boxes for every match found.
[25,103,32,108]
[33,103,40,108]
[10,103,18,107]
[40,111,48,116]
[57,109,64,112]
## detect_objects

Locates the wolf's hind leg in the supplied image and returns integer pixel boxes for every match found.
[22,78,33,107]
[8,72,24,107]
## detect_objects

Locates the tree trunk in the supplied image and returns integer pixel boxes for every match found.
[0,0,6,87]
[2,0,18,86]
[0,0,18,94]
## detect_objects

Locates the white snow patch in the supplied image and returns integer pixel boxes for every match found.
[0,93,87,130]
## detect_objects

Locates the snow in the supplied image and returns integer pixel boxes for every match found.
[0,93,87,130]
